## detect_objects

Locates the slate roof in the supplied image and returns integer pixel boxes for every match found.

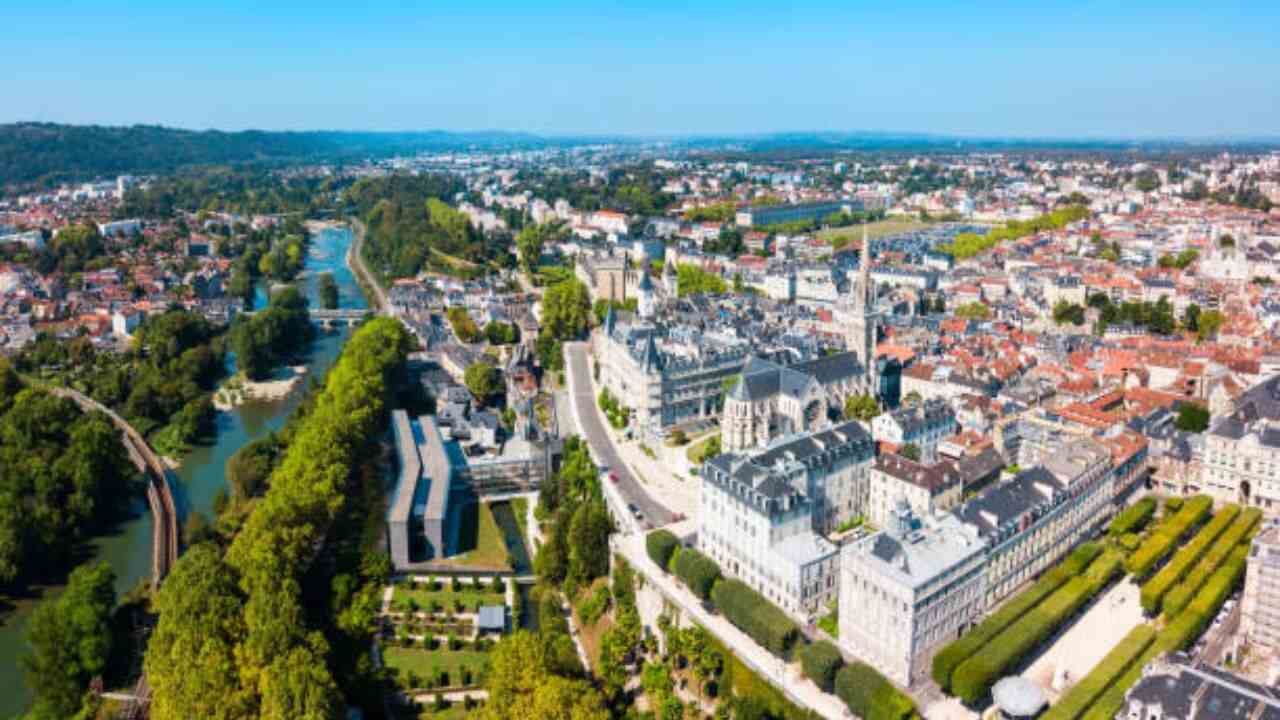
[1127,654,1280,720]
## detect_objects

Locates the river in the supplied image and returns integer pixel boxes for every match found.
[0,225,367,717]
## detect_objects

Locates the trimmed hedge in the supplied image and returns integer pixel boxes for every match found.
[931,542,1101,691]
[798,640,844,693]
[1040,624,1157,720]
[835,662,916,720]
[1082,545,1249,720]
[1108,497,1156,537]
[671,546,721,600]
[951,551,1122,705]
[646,530,680,571]
[1162,508,1260,617]
[1140,504,1239,614]
[1125,495,1212,580]
[710,578,799,656]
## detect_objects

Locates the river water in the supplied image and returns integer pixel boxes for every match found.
[0,225,367,716]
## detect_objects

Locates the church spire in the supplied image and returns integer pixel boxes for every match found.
[858,223,872,307]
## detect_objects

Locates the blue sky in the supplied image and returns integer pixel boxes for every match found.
[4,0,1278,138]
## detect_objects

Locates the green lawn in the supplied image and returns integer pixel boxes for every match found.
[392,584,506,614]
[510,498,529,542]
[383,646,490,690]
[436,501,511,570]
[819,219,930,250]
[686,435,721,465]
[817,610,839,639]
[418,704,483,720]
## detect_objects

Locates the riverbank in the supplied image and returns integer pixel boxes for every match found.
[213,366,309,410]
[0,224,370,718]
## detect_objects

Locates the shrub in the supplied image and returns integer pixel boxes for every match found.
[1108,497,1156,536]
[799,641,844,692]
[930,543,1099,691]
[835,662,916,720]
[647,530,680,571]
[1040,624,1157,720]
[672,547,721,600]
[1085,547,1249,720]
[710,579,798,656]
[1140,504,1239,614]
[950,551,1121,705]
[1126,495,1212,580]
[1162,508,1260,617]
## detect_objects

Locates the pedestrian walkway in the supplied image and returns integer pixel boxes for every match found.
[614,533,852,719]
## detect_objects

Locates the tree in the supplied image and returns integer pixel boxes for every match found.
[1175,403,1210,433]
[676,264,727,297]
[954,302,991,320]
[541,278,591,341]
[1183,303,1201,333]
[799,641,844,693]
[568,501,612,584]
[22,561,116,719]
[844,394,880,422]
[482,631,609,720]
[145,545,255,720]
[900,443,921,461]
[316,272,339,309]
[485,321,519,345]
[647,530,680,570]
[447,307,482,343]
[1197,309,1225,341]
[1053,301,1086,326]
[903,390,923,406]
[517,222,564,273]
[464,362,502,406]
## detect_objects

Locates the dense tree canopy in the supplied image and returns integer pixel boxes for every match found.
[676,264,728,297]
[347,175,499,280]
[21,561,117,720]
[231,285,315,380]
[0,385,136,587]
[145,318,412,720]
[464,362,502,406]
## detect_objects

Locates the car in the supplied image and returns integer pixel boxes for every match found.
[609,472,620,483]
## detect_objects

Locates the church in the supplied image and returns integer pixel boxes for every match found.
[721,225,882,452]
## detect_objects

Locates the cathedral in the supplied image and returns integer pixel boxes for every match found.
[721,227,881,452]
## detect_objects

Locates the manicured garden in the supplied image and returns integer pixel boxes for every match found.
[1038,497,1259,720]
[390,577,506,614]
[383,644,491,691]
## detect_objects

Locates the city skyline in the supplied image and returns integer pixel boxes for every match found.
[5,0,1279,139]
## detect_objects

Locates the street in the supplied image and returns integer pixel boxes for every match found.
[564,342,674,527]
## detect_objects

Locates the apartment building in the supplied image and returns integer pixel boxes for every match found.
[839,505,988,687]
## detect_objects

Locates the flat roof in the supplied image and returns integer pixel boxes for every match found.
[387,409,422,524]
[417,415,453,524]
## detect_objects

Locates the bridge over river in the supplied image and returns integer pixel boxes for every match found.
[49,388,179,588]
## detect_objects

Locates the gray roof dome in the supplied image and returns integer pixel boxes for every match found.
[992,677,1047,717]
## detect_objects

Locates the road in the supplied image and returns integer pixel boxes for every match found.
[347,218,389,314]
[564,342,674,527]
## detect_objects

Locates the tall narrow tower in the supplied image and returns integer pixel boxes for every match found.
[844,224,879,391]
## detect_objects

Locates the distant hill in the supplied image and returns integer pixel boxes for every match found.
[0,123,553,189]
[4,122,1278,190]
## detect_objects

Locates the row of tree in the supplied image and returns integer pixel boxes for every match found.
[938,205,1089,258]
[143,317,412,719]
